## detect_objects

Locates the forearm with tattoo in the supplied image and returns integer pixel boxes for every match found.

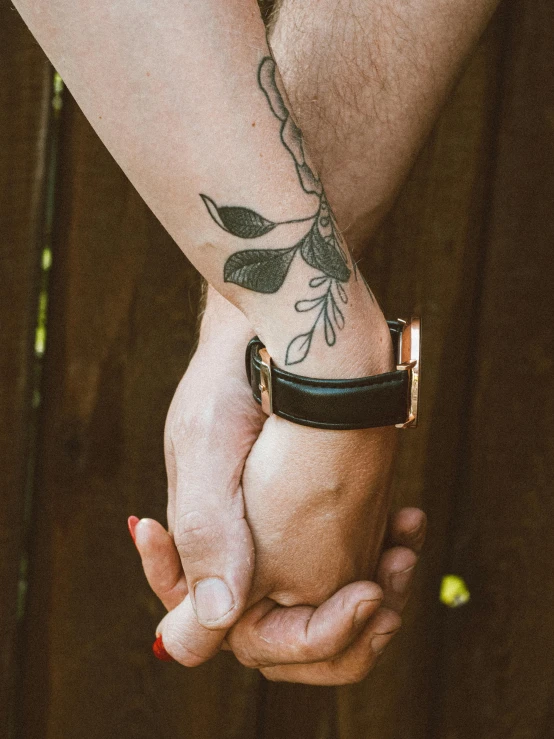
[202,56,376,365]
[12,0,389,377]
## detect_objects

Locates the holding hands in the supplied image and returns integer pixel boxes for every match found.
[10,0,498,694]
[130,290,426,684]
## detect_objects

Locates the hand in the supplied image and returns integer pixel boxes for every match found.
[161,287,264,647]
[136,285,422,685]
[132,506,426,684]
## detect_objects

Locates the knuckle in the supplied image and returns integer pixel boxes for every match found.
[174,509,235,568]
[168,403,219,450]
[176,508,215,535]
[234,648,261,670]
[231,630,284,670]
[175,521,219,563]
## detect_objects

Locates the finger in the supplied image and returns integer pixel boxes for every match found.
[376,507,426,612]
[132,517,232,667]
[256,509,426,685]
[156,594,227,667]
[260,606,401,686]
[388,507,427,554]
[133,517,188,611]
[377,545,418,613]
[229,581,383,668]
[174,462,255,630]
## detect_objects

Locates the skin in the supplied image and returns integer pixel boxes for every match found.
[158,287,398,678]
[135,506,426,684]
[11,0,498,684]
[270,0,500,257]
[153,0,498,682]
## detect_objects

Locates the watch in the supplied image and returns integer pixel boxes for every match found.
[245,317,420,430]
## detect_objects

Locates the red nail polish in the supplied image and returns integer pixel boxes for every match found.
[152,634,174,662]
[127,516,139,544]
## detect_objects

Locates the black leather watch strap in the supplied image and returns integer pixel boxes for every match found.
[245,321,411,430]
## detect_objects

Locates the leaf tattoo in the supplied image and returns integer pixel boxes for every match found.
[286,279,347,365]
[224,247,297,293]
[201,56,354,365]
[285,332,314,367]
[299,218,350,282]
[200,196,277,239]
[258,58,323,197]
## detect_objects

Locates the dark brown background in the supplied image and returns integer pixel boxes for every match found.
[1,0,553,737]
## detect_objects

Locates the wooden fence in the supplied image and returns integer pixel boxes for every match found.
[1,0,553,736]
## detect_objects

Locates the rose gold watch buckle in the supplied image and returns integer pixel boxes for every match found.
[258,347,273,416]
[395,317,420,428]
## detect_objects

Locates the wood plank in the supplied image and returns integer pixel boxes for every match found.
[335,14,507,739]
[0,3,52,735]
[434,0,554,735]
[19,90,260,739]
[258,681,339,739]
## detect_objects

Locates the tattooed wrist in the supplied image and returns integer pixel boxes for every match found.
[201,55,376,368]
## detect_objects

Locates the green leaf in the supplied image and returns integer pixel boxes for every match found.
[224,247,297,293]
[201,195,277,239]
[300,224,351,281]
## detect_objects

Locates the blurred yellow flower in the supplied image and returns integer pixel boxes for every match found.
[440,574,471,607]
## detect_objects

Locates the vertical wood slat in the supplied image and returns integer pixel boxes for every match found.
[436,1,554,736]
[258,681,339,739]
[5,1,552,738]
[19,90,260,739]
[334,13,507,739]
[0,4,52,735]
[257,9,509,738]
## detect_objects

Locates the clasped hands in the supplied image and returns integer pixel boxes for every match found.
[131,288,426,685]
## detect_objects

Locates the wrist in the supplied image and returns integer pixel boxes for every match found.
[192,286,255,380]
[199,286,253,345]
[249,278,394,380]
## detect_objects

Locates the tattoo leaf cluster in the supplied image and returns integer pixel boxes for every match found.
[201,56,354,366]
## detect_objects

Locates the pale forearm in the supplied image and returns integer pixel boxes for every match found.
[13,0,388,377]
[11,2,291,300]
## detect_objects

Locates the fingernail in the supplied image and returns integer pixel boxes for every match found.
[152,634,174,662]
[354,597,382,628]
[371,629,399,655]
[127,516,140,545]
[390,564,415,594]
[194,578,235,625]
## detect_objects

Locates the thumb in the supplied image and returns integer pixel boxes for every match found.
[161,469,254,666]
[173,460,255,631]
[131,515,241,668]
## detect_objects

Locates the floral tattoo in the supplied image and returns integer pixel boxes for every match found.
[201,56,361,366]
